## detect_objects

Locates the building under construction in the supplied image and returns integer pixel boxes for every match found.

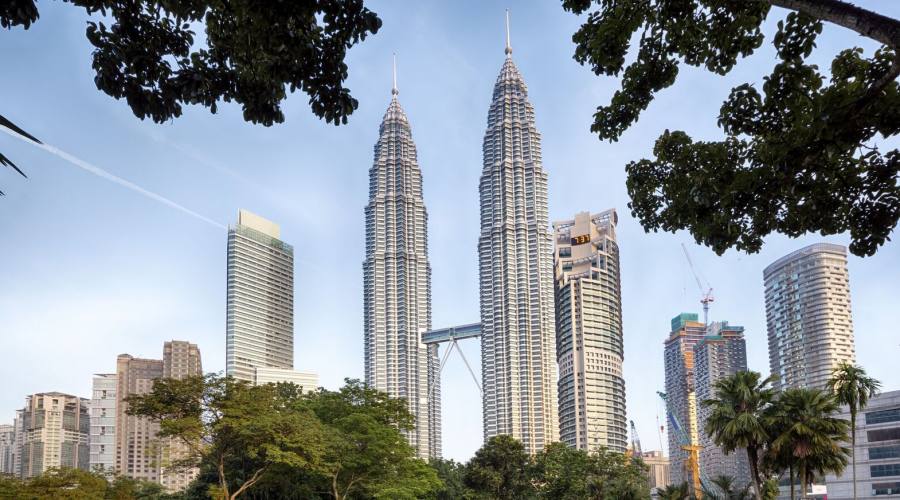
[663,313,706,488]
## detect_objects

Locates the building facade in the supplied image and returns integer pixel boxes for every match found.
[116,354,164,482]
[254,367,319,392]
[694,322,752,489]
[89,373,117,476]
[363,74,439,459]
[226,209,294,383]
[114,342,202,490]
[553,210,627,452]
[478,28,558,454]
[0,424,15,475]
[642,450,671,494]
[663,313,707,486]
[825,390,900,499]
[763,243,855,391]
[160,341,202,492]
[18,392,89,478]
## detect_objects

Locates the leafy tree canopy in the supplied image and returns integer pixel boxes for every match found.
[463,435,536,500]
[0,0,381,192]
[531,442,650,500]
[565,0,900,257]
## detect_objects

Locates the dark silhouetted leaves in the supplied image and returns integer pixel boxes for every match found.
[566,1,900,256]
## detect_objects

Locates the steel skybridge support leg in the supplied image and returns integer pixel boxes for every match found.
[428,338,457,399]
[453,338,482,394]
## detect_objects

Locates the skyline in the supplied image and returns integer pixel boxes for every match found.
[1,0,899,463]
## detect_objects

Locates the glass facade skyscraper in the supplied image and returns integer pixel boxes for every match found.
[478,33,558,454]
[363,75,440,458]
[226,210,294,382]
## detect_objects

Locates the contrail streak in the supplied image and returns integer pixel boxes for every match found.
[1,125,226,230]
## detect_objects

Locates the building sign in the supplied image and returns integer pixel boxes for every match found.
[570,234,590,245]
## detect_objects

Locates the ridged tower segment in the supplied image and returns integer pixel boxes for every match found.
[363,65,440,458]
[478,17,559,453]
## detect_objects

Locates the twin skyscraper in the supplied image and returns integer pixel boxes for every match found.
[363,16,627,458]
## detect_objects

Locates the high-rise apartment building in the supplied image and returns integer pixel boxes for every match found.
[18,392,89,478]
[0,424,15,475]
[115,341,201,490]
[363,70,439,459]
[478,20,558,454]
[763,243,855,391]
[663,313,707,486]
[160,341,202,492]
[116,354,164,482]
[12,411,23,476]
[553,210,627,452]
[89,373,117,476]
[226,209,294,383]
[694,322,751,488]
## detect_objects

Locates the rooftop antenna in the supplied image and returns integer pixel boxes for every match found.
[392,53,398,96]
[505,9,512,57]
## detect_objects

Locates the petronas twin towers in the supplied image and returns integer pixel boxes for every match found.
[364,20,557,457]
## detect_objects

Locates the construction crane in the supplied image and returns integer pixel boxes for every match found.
[681,243,714,326]
[658,391,711,498]
[630,420,643,456]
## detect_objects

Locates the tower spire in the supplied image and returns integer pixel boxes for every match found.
[505,9,512,57]
[392,53,399,96]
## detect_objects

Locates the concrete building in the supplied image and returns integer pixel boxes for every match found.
[115,341,201,491]
[763,243,855,391]
[12,411,23,476]
[478,18,558,454]
[18,392,89,478]
[694,322,752,489]
[254,367,319,392]
[160,341,202,492]
[825,390,900,499]
[663,313,707,486]
[642,451,671,495]
[89,374,117,476]
[226,209,294,383]
[553,210,627,452]
[116,354,164,482]
[362,67,439,459]
[0,424,15,475]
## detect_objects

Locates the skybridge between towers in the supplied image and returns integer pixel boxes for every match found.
[422,323,482,395]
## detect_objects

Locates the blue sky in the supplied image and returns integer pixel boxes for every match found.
[1,1,898,462]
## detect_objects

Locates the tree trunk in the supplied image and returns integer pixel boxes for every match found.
[766,0,900,49]
[747,447,763,500]
[799,464,807,500]
[851,410,858,500]
[790,463,795,500]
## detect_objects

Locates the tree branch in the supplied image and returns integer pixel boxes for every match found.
[230,466,267,500]
[767,0,900,49]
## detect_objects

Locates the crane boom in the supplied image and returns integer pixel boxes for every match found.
[630,420,642,456]
[681,243,714,326]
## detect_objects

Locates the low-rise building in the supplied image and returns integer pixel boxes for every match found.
[826,390,900,499]
[642,450,671,495]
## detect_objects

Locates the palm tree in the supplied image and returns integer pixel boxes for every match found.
[828,363,881,500]
[702,474,752,500]
[658,482,692,500]
[703,370,776,500]
[769,388,851,500]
